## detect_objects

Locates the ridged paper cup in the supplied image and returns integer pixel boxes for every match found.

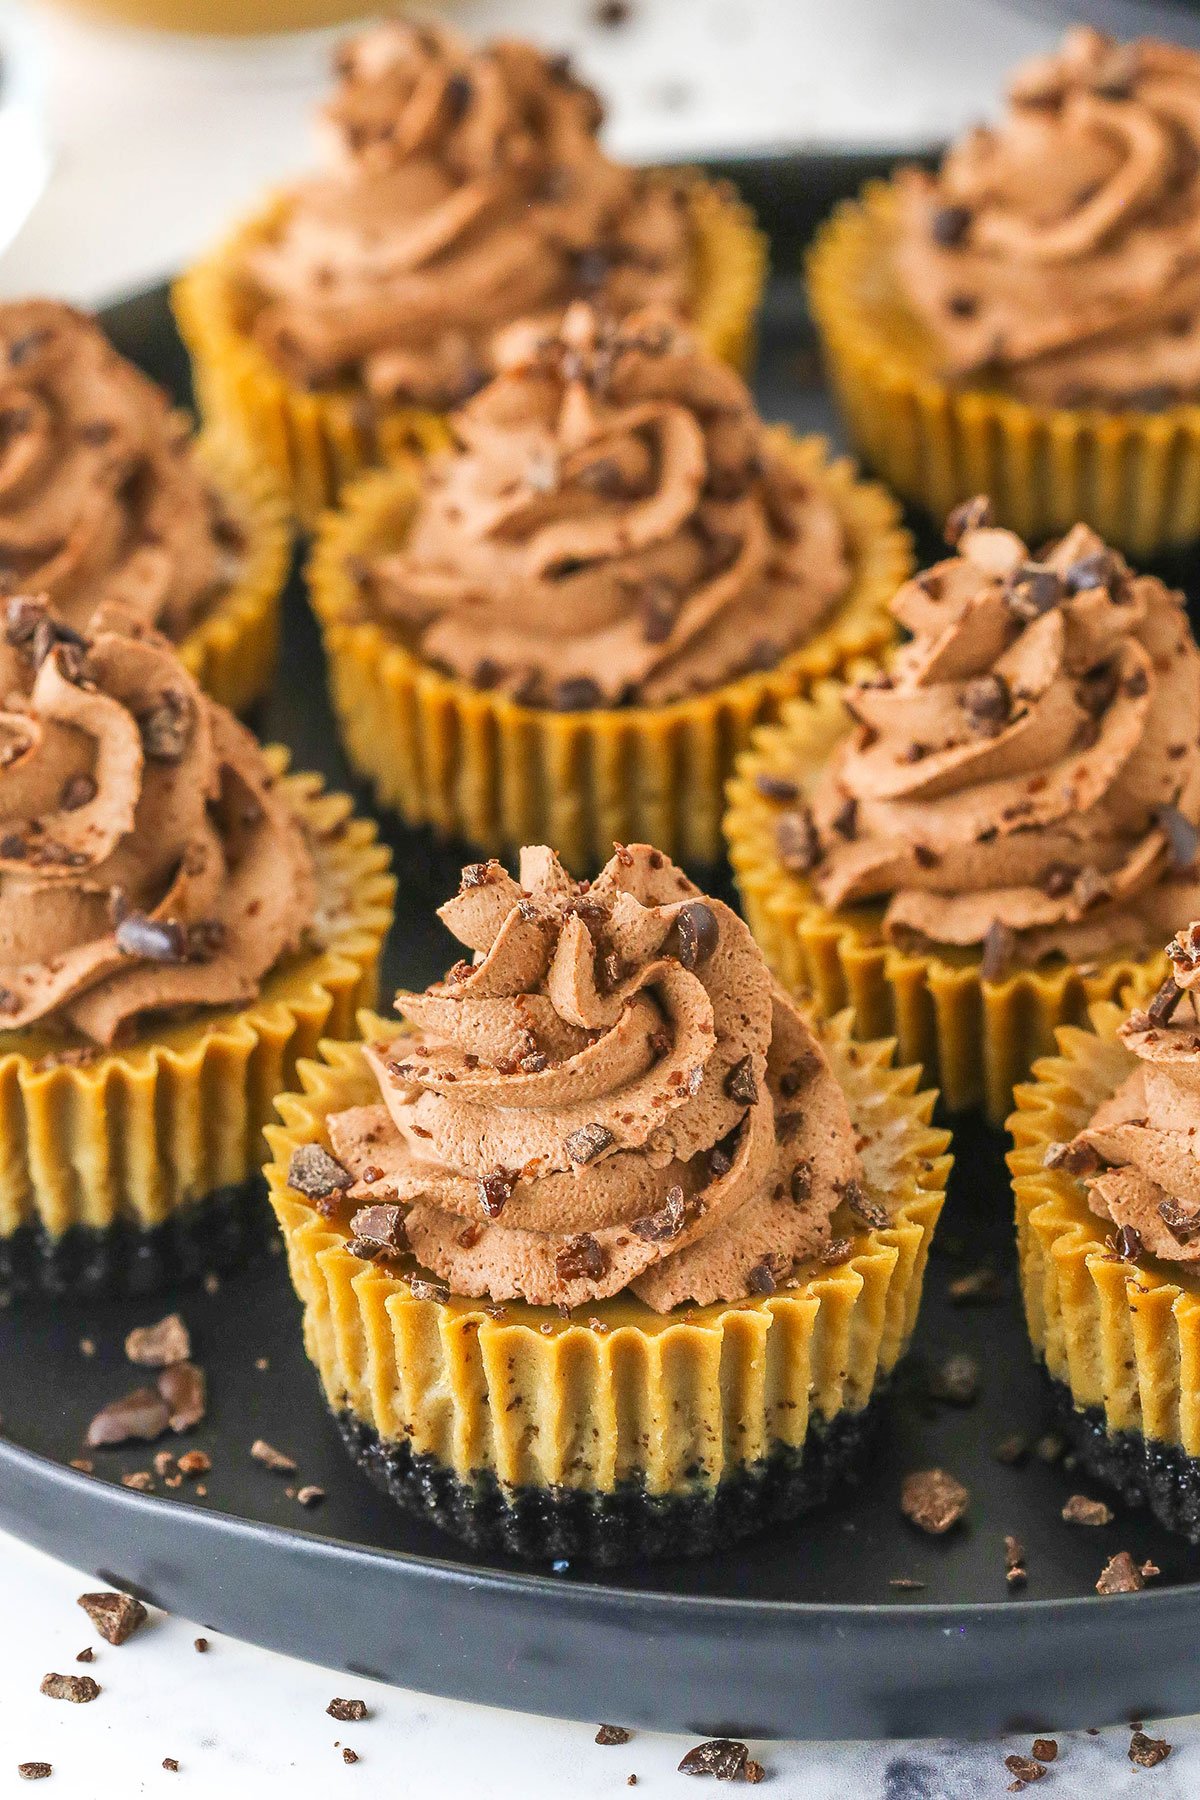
[808,179,1200,559]
[265,1009,949,1564]
[184,430,292,715]
[1009,995,1200,1540]
[724,682,1163,1123]
[173,172,769,528]
[307,431,909,871]
[0,754,395,1300]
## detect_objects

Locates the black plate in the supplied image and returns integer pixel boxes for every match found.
[3,155,1200,1741]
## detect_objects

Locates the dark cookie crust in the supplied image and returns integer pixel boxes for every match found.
[1049,1374,1200,1544]
[336,1396,882,1565]
[0,1179,266,1301]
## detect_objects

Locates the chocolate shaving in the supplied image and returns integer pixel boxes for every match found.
[124,1314,190,1368]
[1031,1739,1057,1764]
[77,1591,147,1646]
[900,1468,969,1534]
[1113,1223,1143,1262]
[60,773,96,812]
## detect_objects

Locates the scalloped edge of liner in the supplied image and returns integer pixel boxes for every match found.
[1008,985,1200,1460]
[0,747,395,1243]
[171,171,769,527]
[807,179,1200,558]
[263,1010,950,1498]
[178,428,292,716]
[723,678,1164,1122]
[304,432,910,871]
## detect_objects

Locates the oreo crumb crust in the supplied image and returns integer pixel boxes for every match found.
[0,1177,266,1300]
[335,1395,884,1564]
[1049,1374,1200,1543]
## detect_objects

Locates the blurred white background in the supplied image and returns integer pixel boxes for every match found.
[0,0,1071,304]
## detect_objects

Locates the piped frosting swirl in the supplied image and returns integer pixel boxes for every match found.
[323,843,864,1311]
[362,302,852,708]
[242,21,693,406]
[0,597,316,1046]
[0,301,245,640]
[892,27,1200,406]
[1062,921,1200,1263]
[785,501,1200,969]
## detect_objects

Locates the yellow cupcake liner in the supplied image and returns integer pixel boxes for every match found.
[808,180,1200,559]
[724,681,1165,1123]
[264,1010,949,1500]
[173,172,768,528]
[1009,991,1200,1457]
[0,751,395,1248]
[306,433,909,871]
[182,430,292,715]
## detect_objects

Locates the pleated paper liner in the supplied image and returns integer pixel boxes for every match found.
[183,430,292,716]
[724,681,1162,1123]
[807,179,1200,559]
[306,432,909,872]
[172,172,769,528]
[264,1011,950,1562]
[0,752,395,1299]
[1009,999,1200,1539]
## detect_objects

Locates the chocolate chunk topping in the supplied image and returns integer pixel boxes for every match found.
[140,690,193,762]
[1156,803,1199,870]
[900,1467,969,1534]
[250,1439,296,1473]
[669,900,720,971]
[556,1232,608,1283]
[724,1055,758,1105]
[753,772,799,803]
[287,1144,353,1204]
[1062,1493,1113,1527]
[114,912,186,963]
[1147,975,1184,1028]
[1043,1138,1101,1175]
[638,578,679,644]
[1159,1197,1200,1242]
[77,1591,147,1646]
[1112,1223,1143,1262]
[1168,921,1200,974]
[841,1179,888,1231]
[980,920,1016,983]
[930,203,971,246]
[460,860,500,889]
[745,1257,779,1297]
[1005,563,1062,621]
[40,1673,100,1704]
[349,1203,406,1248]
[961,673,1010,737]
[86,1387,171,1448]
[677,1740,751,1781]
[124,1313,190,1368]
[944,495,993,546]
[1129,1731,1172,1768]
[631,1185,688,1243]
[831,794,858,840]
[551,676,603,711]
[1063,549,1116,594]
[563,1123,614,1165]
[60,773,97,812]
[790,1160,813,1203]
[327,1698,368,1723]
[157,1361,206,1432]
[776,807,820,874]
[1040,861,1078,899]
[408,1276,450,1303]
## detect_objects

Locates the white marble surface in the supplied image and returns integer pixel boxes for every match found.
[0,1527,1196,1800]
[0,0,1064,306]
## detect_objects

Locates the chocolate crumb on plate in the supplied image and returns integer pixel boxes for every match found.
[163,1758,180,1773]
[946,1265,1003,1304]
[250,1438,296,1473]
[900,1468,969,1535]
[193,1638,209,1654]
[927,1352,979,1405]
[678,1739,753,1780]
[77,1591,147,1646]
[1096,1551,1156,1595]
[86,1386,171,1448]
[994,1434,1029,1465]
[75,1647,94,1664]
[121,1471,154,1492]
[1129,1730,1172,1768]
[1031,1740,1057,1763]
[328,1699,367,1723]
[124,1313,190,1368]
[177,1449,210,1478]
[1003,1752,1046,1784]
[17,1765,52,1781]
[1061,1494,1113,1527]
[157,1361,206,1432]
[596,1725,633,1746]
[1004,1534,1027,1588]
[296,1485,326,1507]
[40,1673,100,1704]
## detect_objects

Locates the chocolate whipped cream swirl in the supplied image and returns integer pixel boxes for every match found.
[892,27,1200,406]
[364,303,852,708]
[0,301,245,640]
[243,21,694,406]
[783,500,1200,970]
[322,843,864,1311]
[1057,920,1200,1264]
[0,597,316,1047]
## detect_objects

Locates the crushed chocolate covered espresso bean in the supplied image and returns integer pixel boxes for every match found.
[900,1468,969,1535]
[77,1592,147,1646]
